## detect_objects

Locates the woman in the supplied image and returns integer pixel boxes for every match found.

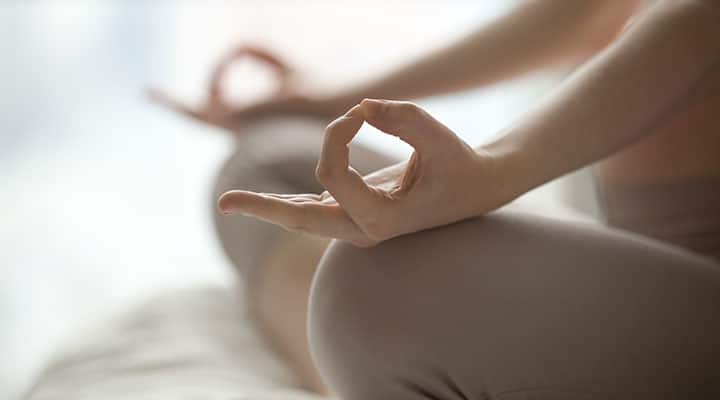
[152,0,720,398]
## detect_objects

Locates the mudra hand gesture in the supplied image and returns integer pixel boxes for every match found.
[219,99,514,246]
[149,45,334,134]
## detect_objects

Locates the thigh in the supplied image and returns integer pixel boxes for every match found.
[309,210,720,400]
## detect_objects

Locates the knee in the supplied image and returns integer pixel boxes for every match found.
[307,217,506,360]
[307,221,495,396]
[308,239,419,396]
[308,213,720,399]
[308,239,393,356]
[307,221,507,399]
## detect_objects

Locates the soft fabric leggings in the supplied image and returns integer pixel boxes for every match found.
[310,213,720,400]
[213,131,720,400]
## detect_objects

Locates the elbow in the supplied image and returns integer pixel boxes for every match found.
[576,0,720,57]
[660,0,720,60]
[686,0,720,60]
[576,0,646,55]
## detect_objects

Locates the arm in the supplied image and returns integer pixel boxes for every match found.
[325,0,644,113]
[152,1,643,130]
[219,0,720,246]
[484,0,720,201]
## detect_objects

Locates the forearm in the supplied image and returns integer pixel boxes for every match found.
[323,0,642,115]
[482,0,720,200]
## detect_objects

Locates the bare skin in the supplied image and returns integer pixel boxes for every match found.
[596,61,720,187]
[152,0,720,393]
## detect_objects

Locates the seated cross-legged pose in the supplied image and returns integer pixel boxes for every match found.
[154,0,720,398]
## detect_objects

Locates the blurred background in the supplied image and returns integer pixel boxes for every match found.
[0,1,586,398]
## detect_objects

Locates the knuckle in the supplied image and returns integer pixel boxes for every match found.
[397,101,422,119]
[322,120,349,149]
[372,101,389,118]
[390,102,426,133]
[324,119,344,137]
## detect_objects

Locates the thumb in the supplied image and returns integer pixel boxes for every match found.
[360,99,451,154]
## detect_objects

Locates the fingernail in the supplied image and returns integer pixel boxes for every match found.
[361,98,386,118]
[221,206,248,216]
[343,104,363,117]
[219,205,235,215]
[218,193,239,215]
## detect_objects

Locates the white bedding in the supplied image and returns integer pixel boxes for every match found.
[23,287,324,400]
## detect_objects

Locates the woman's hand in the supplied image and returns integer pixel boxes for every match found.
[218,99,517,246]
[149,45,341,134]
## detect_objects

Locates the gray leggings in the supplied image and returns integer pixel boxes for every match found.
[214,132,720,399]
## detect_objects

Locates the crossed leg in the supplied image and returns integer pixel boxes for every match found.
[309,211,720,400]
[211,129,396,392]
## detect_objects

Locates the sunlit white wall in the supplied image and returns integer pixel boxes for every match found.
[0,1,575,399]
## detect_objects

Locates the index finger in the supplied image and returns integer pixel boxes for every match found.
[208,45,291,104]
[315,106,383,224]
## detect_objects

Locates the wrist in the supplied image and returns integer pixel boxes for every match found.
[475,133,536,206]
